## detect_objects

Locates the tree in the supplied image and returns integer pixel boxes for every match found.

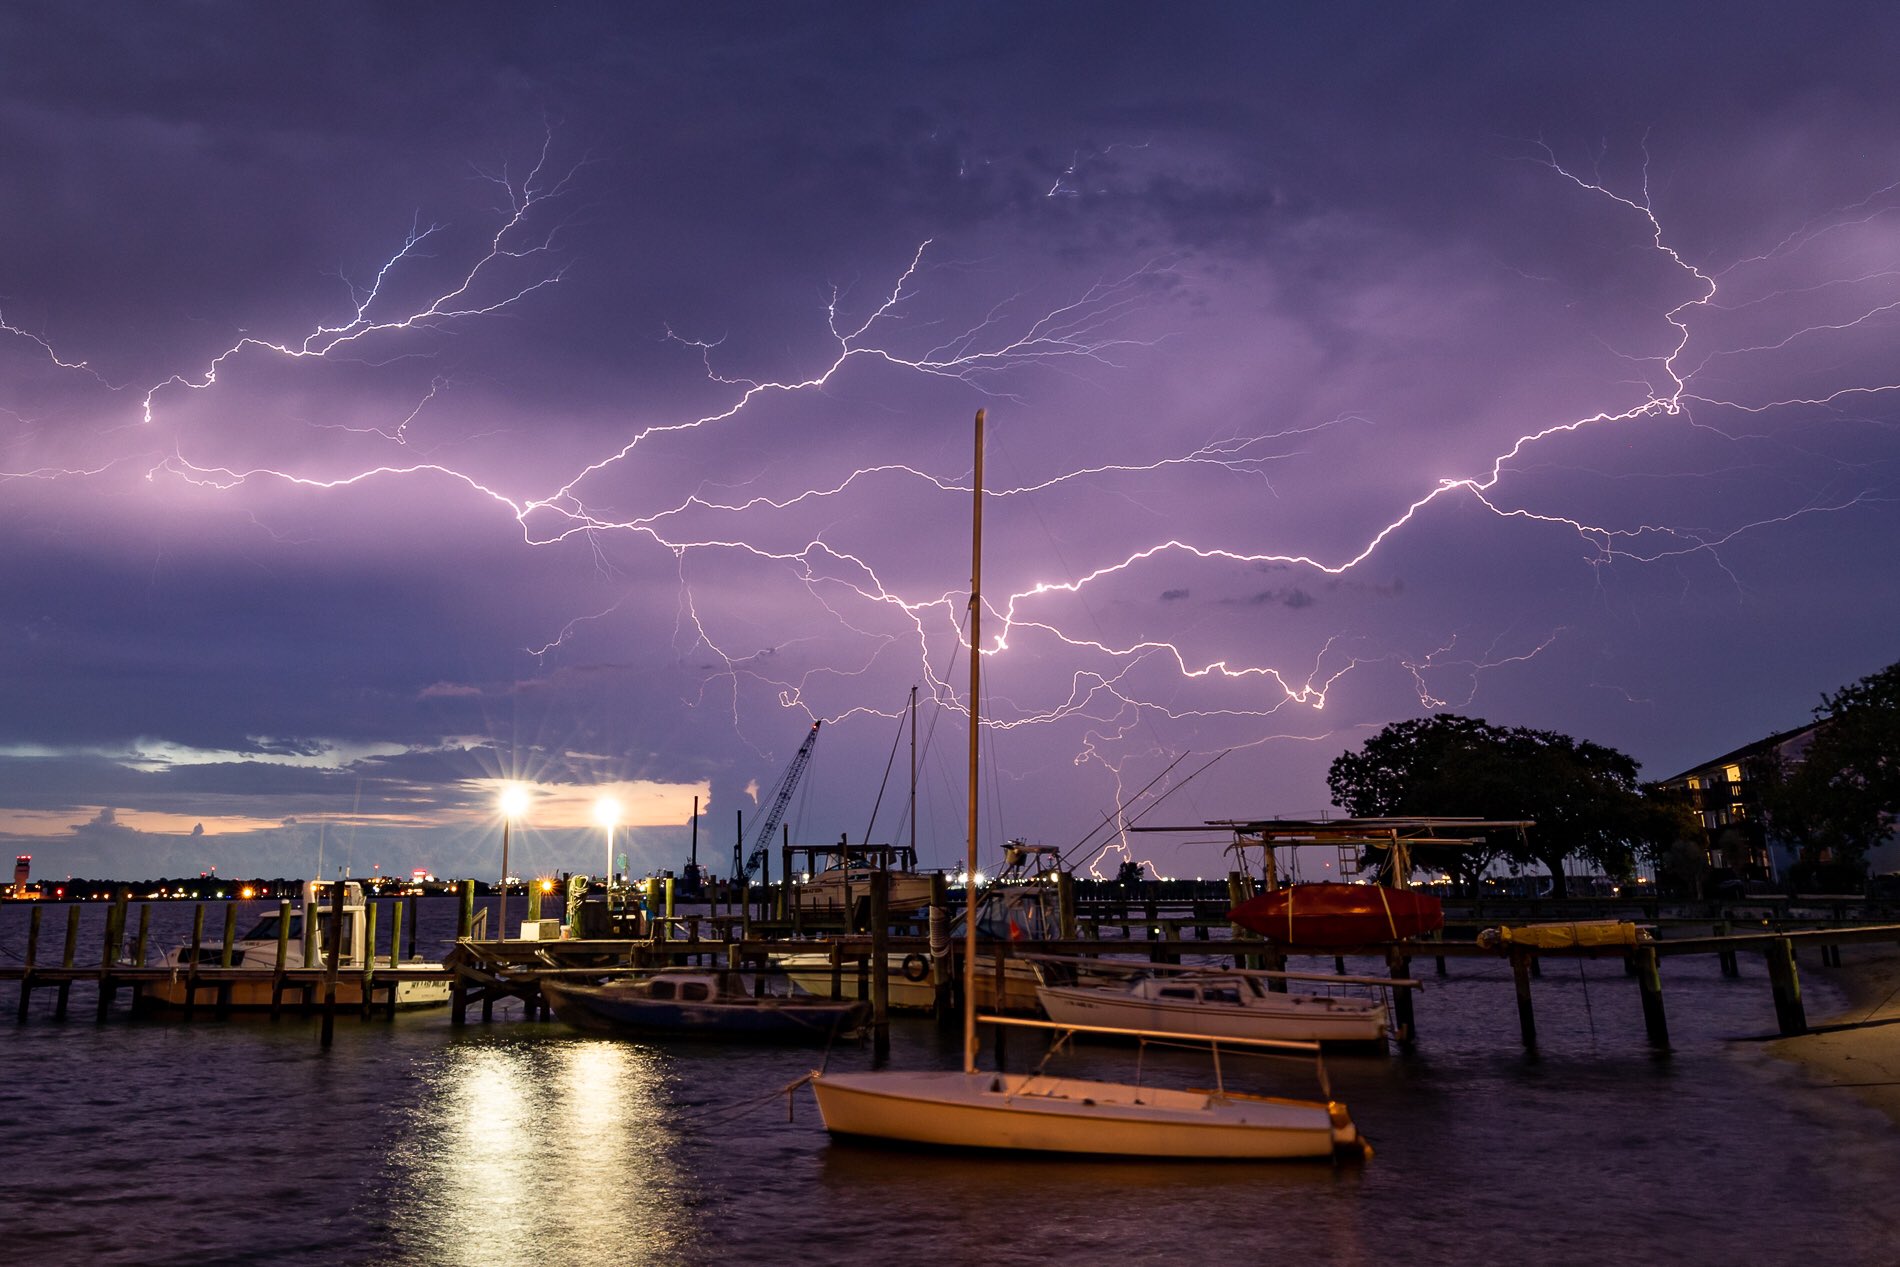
[1327,713,1673,897]
[1758,659,1900,887]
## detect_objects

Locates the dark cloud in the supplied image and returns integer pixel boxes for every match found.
[2,2,1897,878]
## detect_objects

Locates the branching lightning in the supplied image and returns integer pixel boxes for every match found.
[9,133,1899,872]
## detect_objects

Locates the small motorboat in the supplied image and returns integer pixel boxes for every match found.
[772,949,940,1011]
[541,968,869,1042]
[1034,967,1388,1045]
[146,880,451,1012]
[1226,882,1443,947]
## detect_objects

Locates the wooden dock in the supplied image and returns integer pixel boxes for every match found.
[6,887,1899,1057]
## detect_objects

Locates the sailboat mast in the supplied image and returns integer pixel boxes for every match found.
[964,407,985,1076]
[908,685,917,859]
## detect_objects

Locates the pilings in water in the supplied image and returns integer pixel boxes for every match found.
[16,906,41,1023]
[1511,949,1536,1053]
[1766,937,1806,1036]
[1633,945,1669,1049]
[869,870,890,1063]
[1385,947,1416,1046]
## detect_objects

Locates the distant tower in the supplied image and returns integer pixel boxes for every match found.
[12,854,28,896]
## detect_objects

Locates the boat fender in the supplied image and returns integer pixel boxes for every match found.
[901,953,930,982]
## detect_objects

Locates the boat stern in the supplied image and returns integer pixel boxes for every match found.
[1328,1100,1372,1160]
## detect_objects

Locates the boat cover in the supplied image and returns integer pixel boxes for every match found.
[1226,882,1443,947]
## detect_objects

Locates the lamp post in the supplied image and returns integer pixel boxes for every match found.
[498,784,529,941]
[594,795,622,893]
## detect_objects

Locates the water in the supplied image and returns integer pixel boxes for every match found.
[2,899,1895,1265]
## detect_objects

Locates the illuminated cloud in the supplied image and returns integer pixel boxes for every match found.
[1,5,1896,880]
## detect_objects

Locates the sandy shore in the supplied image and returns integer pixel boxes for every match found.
[1766,942,1900,1127]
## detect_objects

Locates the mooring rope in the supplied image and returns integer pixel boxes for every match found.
[668,1072,816,1129]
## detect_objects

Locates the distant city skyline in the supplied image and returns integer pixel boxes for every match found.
[4,3,1897,883]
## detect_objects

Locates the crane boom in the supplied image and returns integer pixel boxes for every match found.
[741,720,821,879]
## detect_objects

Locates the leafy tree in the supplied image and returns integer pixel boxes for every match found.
[1327,713,1673,897]
[1758,659,1900,886]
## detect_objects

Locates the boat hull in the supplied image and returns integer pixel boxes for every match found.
[811,1068,1355,1159]
[1035,982,1387,1044]
[1227,883,1443,947]
[543,979,868,1042]
[773,952,940,1011]
[140,971,451,1012]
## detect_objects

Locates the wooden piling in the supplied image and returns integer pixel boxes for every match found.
[1511,948,1537,1053]
[1713,921,1738,976]
[97,896,126,1020]
[51,903,80,1020]
[183,903,205,1021]
[388,898,403,969]
[17,905,41,1021]
[1766,937,1806,1036]
[1634,945,1669,1049]
[929,873,953,1022]
[458,880,474,940]
[1056,871,1077,941]
[215,902,238,1017]
[271,898,291,1018]
[360,901,378,1020]
[133,903,150,967]
[321,876,345,1047]
[870,870,890,1063]
[1386,948,1415,1046]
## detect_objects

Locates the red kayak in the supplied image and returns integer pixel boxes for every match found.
[1227,882,1443,947]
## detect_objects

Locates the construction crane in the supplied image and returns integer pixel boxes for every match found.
[738,720,822,881]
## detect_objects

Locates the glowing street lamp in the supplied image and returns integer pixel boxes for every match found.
[594,795,622,889]
[498,784,529,940]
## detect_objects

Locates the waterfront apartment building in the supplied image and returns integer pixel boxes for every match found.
[1654,723,1822,884]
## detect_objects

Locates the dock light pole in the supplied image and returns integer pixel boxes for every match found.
[498,784,529,941]
[594,795,622,892]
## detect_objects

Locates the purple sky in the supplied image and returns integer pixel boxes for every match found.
[4,3,1897,884]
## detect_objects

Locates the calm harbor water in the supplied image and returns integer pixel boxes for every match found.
[2,898,1895,1266]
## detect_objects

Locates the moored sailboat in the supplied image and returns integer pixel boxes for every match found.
[808,409,1368,1160]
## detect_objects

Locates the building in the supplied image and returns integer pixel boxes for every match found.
[1654,722,1822,883]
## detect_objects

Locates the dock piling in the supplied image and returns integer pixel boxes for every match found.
[321,875,345,1047]
[54,904,80,1019]
[1765,937,1806,1036]
[271,898,291,1018]
[1386,948,1416,1046]
[870,870,890,1064]
[1634,945,1669,1050]
[216,902,238,1017]
[1511,948,1537,1053]
[17,905,41,1022]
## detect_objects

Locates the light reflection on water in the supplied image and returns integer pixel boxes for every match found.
[377,1038,692,1266]
[2,900,1898,1265]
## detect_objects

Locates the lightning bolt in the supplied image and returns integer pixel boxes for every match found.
[11,131,1897,875]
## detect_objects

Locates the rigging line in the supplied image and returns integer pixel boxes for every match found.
[1577,947,1597,1045]
[860,693,910,843]
[1065,748,1233,872]
[1064,749,1193,860]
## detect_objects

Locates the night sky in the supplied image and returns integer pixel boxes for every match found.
[4,3,1897,884]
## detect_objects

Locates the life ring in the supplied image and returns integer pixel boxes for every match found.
[900,953,930,983]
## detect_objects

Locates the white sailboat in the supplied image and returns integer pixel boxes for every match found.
[808,410,1368,1160]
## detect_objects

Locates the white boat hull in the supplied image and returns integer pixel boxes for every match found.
[142,969,451,1012]
[774,952,940,1011]
[1036,982,1387,1044]
[810,1068,1356,1159]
